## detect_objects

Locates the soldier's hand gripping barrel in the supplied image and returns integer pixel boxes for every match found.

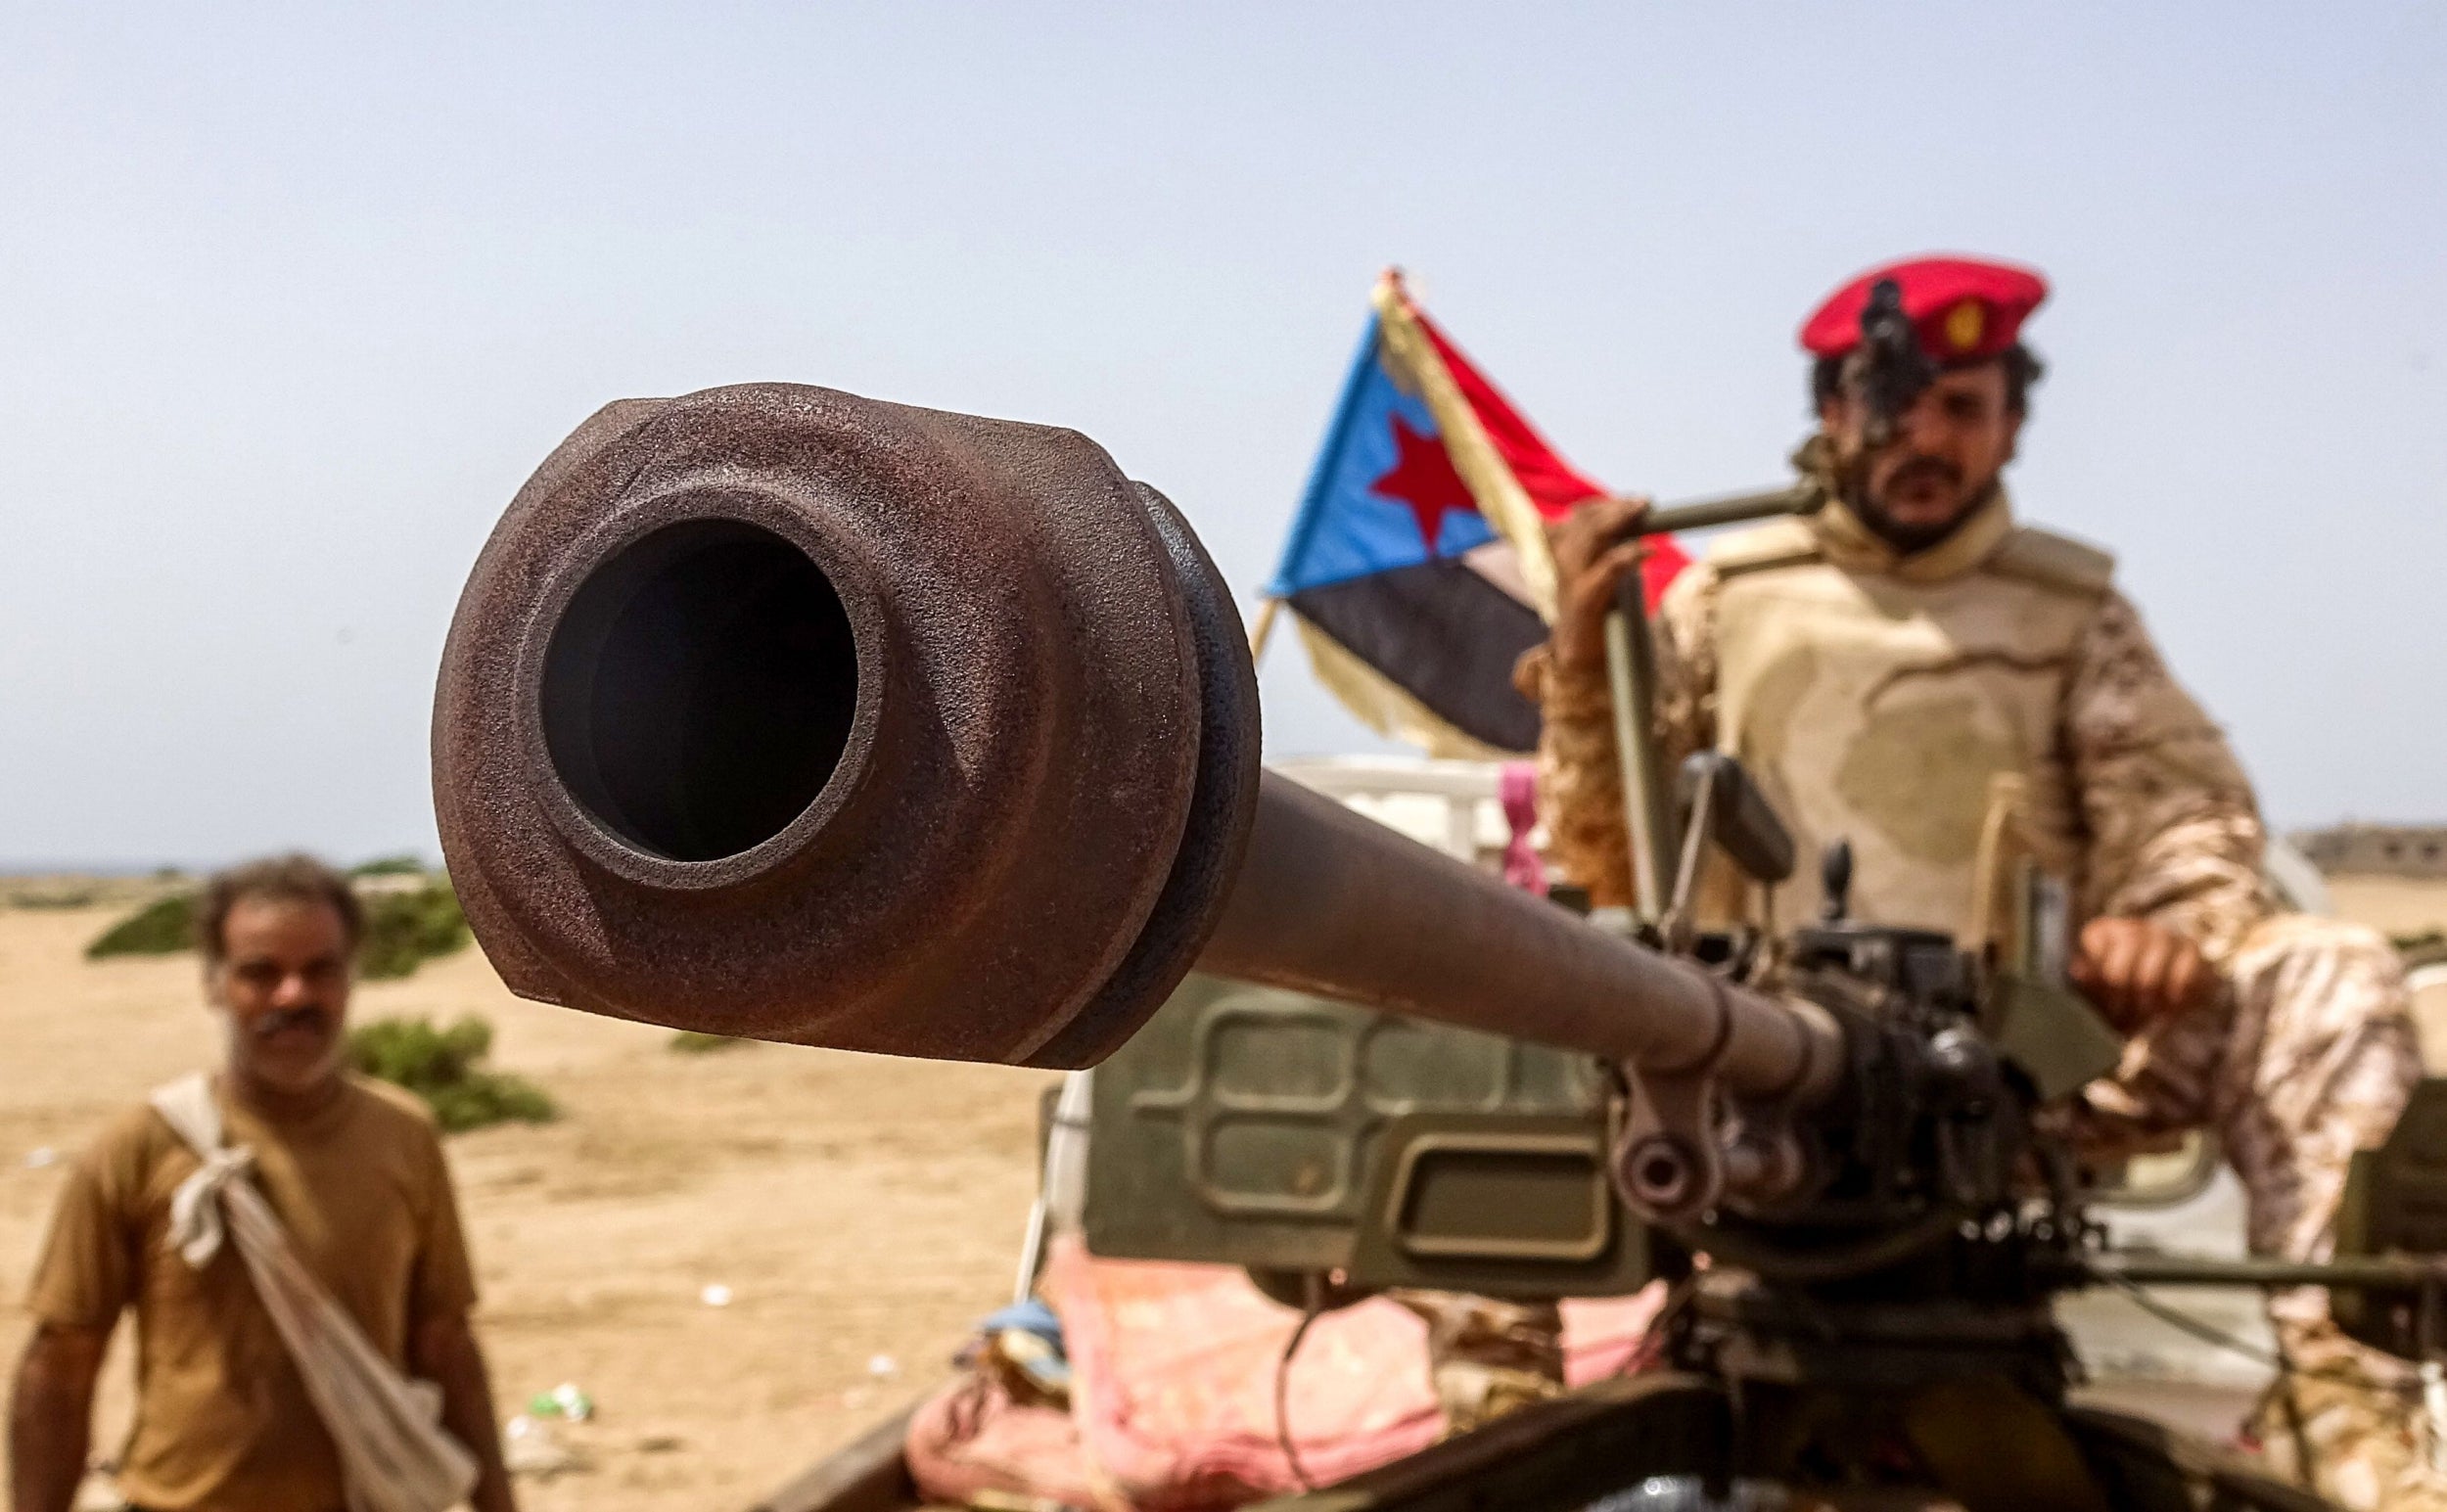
[433,385,1840,1122]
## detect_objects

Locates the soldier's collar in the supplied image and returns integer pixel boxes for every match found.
[1812,488,2014,583]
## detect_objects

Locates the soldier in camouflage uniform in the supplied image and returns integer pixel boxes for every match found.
[1517,254,2430,1508]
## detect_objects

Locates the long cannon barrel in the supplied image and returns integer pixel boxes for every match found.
[432,385,1841,1112]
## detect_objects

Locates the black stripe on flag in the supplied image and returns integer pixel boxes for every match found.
[1287,558,1547,753]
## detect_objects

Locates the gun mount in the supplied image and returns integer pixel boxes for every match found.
[438,385,2419,1511]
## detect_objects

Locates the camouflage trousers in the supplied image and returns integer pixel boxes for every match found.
[2251,1325,2447,1511]
[2079,913,2430,1510]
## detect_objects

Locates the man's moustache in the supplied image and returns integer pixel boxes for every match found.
[1885,456,1963,489]
[255,1006,329,1037]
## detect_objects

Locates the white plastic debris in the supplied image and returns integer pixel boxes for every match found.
[503,1414,579,1475]
[700,1283,733,1307]
[867,1352,899,1378]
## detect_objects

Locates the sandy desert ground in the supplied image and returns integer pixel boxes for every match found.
[5,875,2445,1510]
[0,896,1057,1510]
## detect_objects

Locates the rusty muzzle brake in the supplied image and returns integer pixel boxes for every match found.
[433,385,1259,1067]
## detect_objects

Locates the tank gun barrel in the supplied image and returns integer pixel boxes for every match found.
[432,384,1840,1116]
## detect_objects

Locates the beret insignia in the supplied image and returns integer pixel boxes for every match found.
[1945,298,1985,354]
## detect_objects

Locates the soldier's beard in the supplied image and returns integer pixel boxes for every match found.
[1847,458,1994,555]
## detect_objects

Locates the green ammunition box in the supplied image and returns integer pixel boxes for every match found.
[1084,973,1658,1299]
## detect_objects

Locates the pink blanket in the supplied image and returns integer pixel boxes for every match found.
[909,1237,1663,1511]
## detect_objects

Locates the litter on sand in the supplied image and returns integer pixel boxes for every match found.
[502,1415,581,1477]
[526,1382,594,1421]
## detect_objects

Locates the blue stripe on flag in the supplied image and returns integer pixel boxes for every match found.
[1266,318,1496,598]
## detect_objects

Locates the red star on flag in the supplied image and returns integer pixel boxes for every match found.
[1369,416,1478,552]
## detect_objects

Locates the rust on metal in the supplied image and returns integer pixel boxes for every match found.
[434,384,1261,1066]
[434,384,1841,1110]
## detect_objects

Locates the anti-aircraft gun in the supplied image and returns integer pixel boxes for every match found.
[433,383,2447,1512]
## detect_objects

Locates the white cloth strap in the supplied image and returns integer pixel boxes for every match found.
[151,1074,479,1512]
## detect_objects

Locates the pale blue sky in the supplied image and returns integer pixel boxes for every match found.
[3,3,2441,866]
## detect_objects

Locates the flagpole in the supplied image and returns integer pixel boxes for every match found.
[1247,596,1282,663]
[1370,276,1560,621]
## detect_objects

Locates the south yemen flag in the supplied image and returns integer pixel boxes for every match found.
[1265,271,1687,756]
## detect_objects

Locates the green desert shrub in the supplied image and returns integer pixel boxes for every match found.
[358,883,472,981]
[349,854,429,878]
[11,885,102,909]
[85,894,195,958]
[85,878,472,981]
[346,1015,555,1132]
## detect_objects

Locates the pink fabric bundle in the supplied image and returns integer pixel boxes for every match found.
[908,1237,1663,1511]
[1500,760,1547,895]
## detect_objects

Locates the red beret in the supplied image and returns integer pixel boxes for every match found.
[1800,255,2048,363]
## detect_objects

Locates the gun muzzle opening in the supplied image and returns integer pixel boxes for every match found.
[437,385,1261,1060]
[539,520,860,865]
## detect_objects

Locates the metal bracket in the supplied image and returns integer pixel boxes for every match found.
[1658,754,1720,951]
[1615,1056,1722,1223]
[1719,1114,1809,1214]
[1612,975,1736,1224]
[1610,969,1818,1224]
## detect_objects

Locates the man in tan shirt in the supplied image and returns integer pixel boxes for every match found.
[8,855,517,1512]
[1522,255,2425,1507]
